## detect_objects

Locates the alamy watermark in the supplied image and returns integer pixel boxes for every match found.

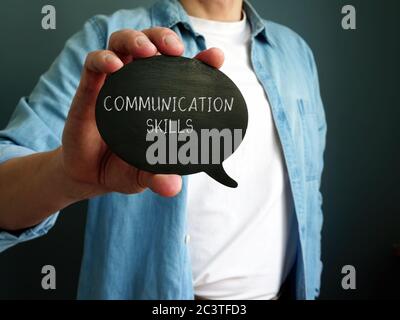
[41,5,56,30]
[342,5,356,30]
[341,265,356,290]
[41,265,56,290]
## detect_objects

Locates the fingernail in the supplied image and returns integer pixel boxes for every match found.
[136,35,150,48]
[164,34,181,47]
[105,54,119,64]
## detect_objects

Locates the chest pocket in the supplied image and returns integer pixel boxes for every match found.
[297,99,321,181]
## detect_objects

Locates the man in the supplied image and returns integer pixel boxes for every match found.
[0,0,326,300]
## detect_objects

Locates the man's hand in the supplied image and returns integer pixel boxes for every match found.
[0,27,224,230]
[61,28,224,199]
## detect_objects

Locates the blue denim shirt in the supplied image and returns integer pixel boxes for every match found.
[0,0,326,300]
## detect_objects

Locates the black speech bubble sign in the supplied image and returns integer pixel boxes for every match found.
[95,55,248,188]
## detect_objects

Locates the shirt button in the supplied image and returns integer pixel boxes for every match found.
[184,234,191,245]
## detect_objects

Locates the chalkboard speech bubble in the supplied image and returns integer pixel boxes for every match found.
[96,55,248,188]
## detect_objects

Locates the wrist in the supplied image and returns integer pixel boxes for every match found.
[50,147,102,203]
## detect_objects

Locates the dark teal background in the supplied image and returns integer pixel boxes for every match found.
[0,0,399,299]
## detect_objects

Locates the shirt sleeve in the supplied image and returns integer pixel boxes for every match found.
[0,17,107,253]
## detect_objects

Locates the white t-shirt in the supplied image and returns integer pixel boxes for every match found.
[186,13,298,300]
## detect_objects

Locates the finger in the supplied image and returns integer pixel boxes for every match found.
[84,50,124,74]
[137,171,182,197]
[69,50,123,121]
[195,47,225,69]
[108,29,157,63]
[142,27,184,56]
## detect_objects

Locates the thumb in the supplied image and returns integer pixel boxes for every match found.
[68,50,123,121]
[137,170,182,197]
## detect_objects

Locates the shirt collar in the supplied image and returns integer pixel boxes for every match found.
[150,0,274,46]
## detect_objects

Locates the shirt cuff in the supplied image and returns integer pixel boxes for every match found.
[0,144,36,163]
[0,214,58,253]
